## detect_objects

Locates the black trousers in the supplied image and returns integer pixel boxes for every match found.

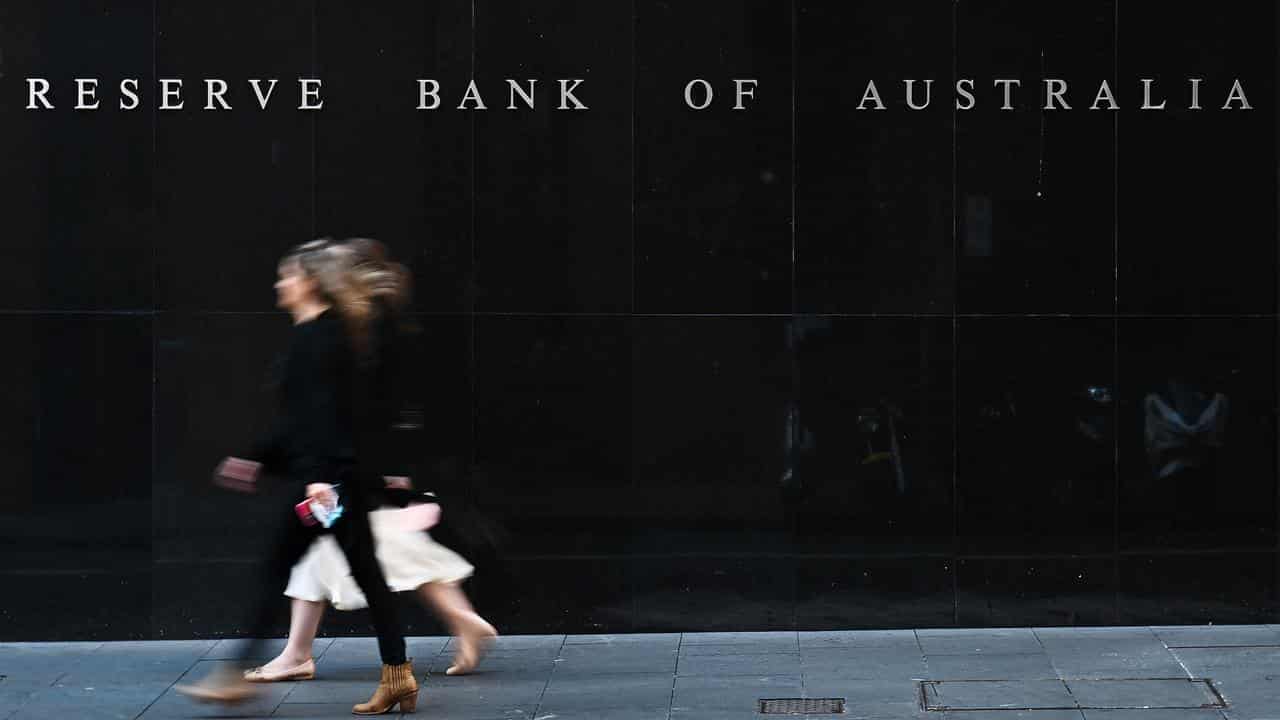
[239,467,406,666]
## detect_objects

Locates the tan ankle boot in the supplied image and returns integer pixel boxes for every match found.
[352,660,418,715]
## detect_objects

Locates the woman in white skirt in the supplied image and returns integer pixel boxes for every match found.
[242,239,496,683]
[242,480,497,682]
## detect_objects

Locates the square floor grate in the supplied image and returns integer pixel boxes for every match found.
[759,697,846,715]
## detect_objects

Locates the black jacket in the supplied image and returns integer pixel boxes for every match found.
[249,309,357,488]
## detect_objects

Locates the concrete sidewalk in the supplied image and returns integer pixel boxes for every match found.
[1,626,1277,720]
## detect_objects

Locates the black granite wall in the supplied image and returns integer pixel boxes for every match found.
[0,1,1275,640]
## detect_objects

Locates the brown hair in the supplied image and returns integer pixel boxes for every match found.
[344,237,412,311]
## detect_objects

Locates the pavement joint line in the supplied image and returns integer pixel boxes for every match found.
[796,630,805,697]
[665,633,683,720]
[132,646,207,720]
[271,681,295,714]
[314,637,337,663]
[530,634,567,720]
[200,639,221,660]
[788,627,798,696]
[1168,647,1201,682]
[1143,625,1204,681]
[1031,627,1071,681]
[1167,643,1280,649]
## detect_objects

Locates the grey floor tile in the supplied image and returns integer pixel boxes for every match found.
[798,629,920,651]
[1036,628,1167,653]
[936,707,1085,712]
[444,633,564,652]
[1152,625,1280,648]
[677,650,801,677]
[279,678,391,704]
[417,693,539,718]
[1036,629,1163,648]
[271,703,369,719]
[539,711,671,720]
[1172,646,1280,680]
[919,628,1046,656]
[556,645,679,675]
[0,642,104,652]
[60,642,213,684]
[0,642,105,688]
[405,636,452,658]
[565,632,681,647]
[539,697,671,717]
[541,671,673,708]
[672,691,780,715]
[925,652,1061,681]
[1083,711,1226,720]
[1037,628,1160,640]
[823,699,930,720]
[0,686,36,709]
[1224,697,1280,720]
[101,640,217,654]
[316,636,375,656]
[681,631,798,646]
[1047,648,1188,680]
[925,679,1076,711]
[682,641,799,656]
[139,661,293,719]
[673,673,803,715]
[670,710,767,720]
[799,677,922,705]
[423,649,558,678]
[675,673,803,690]
[1066,679,1221,710]
[7,681,172,720]
[0,662,81,689]
[1210,673,1280,714]
[420,674,550,698]
[137,708,276,720]
[802,647,928,680]
[561,644,679,658]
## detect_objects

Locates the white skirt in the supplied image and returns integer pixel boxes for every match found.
[285,509,474,611]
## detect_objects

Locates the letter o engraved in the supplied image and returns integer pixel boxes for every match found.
[684,79,713,110]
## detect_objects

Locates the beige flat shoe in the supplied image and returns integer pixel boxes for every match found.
[176,667,260,704]
[446,621,497,676]
[243,657,316,683]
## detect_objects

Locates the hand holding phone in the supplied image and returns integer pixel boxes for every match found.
[305,483,337,507]
[298,483,343,528]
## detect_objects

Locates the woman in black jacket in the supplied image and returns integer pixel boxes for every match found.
[178,240,417,715]
[238,239,496,686]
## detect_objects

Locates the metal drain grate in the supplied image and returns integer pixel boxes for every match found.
[759,697,845,715]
